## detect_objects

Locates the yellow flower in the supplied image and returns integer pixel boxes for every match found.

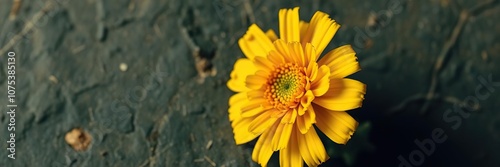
[227,7,366,167]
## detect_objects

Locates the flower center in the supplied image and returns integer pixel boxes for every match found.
[265,63,306,111]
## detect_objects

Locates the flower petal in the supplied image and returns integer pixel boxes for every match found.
[271,122,294,151]
[241,98,271,118]
[297,126,329,166]
[281,109,298,124]
[279,7,300,42]
[290,41,307,67]
[246,74,267,90]
[231,116,260,144]
[314,104,359,144]
[248,110,279,134]
[296,104,316,134]
[303,43,315,69]
[254,56,275,72]
[273,39,308,65]
[227,58,257,92]
[296,115,307,134]
[310,65,330,96]
[279,127,303,167]
[241,94,273,118]
[252,122,279,166]
[238,24,275,60]
[300,90,315,113]
[266,29,279,42]
[228,92,247,121]
[307,62,319,82]
[301,11,340,60]
[228,92,260,144]
[299,21,309,40]
[267,50,286,65]
[313,78,366,111]
[247,90,265,99]
[318,45,360,78]
[273,39,294,63]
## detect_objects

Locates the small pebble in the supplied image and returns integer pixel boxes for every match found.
[367,13,377,27]
[206,140,213,150]
[65,128,92,151]
[49,75,58,84]
[119,63,128,72]
[482,51,488,61]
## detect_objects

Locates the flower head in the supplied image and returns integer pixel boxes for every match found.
[227,7,366,167]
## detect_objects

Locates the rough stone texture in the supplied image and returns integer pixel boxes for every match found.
[0,0,499,167]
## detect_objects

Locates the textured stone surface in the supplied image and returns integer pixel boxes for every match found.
[0,0,499,167]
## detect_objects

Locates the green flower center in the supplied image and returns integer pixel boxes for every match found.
[265,63,306,110]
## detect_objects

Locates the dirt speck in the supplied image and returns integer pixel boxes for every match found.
[65,128,92,151]
[119,63,128,72]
